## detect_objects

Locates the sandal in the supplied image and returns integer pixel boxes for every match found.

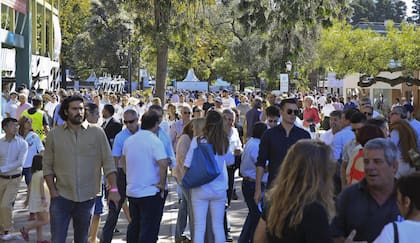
[20,227,29,241]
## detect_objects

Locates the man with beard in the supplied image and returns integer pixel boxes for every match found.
[43,96,120,242]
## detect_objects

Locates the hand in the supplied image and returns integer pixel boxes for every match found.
[108,190,121,209]
[344,230,367,243]
[50,190,60,199]
[254,189,261,205]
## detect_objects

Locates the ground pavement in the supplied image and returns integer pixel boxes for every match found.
[4,174,248,243]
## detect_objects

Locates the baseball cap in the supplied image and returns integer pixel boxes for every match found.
[214,97,222,103]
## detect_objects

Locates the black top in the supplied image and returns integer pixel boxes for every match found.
[330,179,400,242]
[262,201,333,243]
[256,124,310,187]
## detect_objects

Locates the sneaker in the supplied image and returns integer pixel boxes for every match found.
[0,233,14,241]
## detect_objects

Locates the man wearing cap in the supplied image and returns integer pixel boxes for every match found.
[21,96,49,141]
[5,92,19,119]
[214,97,223,112]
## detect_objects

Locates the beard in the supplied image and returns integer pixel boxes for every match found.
[68,115,84,125]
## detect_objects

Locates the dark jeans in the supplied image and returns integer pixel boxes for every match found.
[101,168,127,243]
[50,196,95,243]
[126,191,167,243]
[22,167,32,186]
[238,180,265,243]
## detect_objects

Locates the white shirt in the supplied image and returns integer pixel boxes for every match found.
[123,130,167,198]
[44,101,58,118]
[222,97,236,109]
[0,136,28,175]
[319,129,335,146]
[227,127,242,166]
[5,99,19,118]
[184,137,229,193]
[321,103,335,117]
[22,132,44,168]
[374,220,420,243]
[240,138,267,183]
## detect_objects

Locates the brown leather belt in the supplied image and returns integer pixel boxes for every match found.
[0,174,21,179]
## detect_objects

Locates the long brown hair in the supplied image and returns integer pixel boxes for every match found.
[390,120,418,165]
[266,140,336,239]
[203,110,229,155]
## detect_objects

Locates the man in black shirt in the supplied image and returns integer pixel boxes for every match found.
[254,98,310,204]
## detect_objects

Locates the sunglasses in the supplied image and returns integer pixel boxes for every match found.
[286,109,299,116]
[267,119,277,123]
[183,112,191,115]
[364,112,373,116]
[124,119,137,124]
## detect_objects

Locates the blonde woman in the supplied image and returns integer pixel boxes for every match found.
[254,140,336,243]
[184,111,230,243]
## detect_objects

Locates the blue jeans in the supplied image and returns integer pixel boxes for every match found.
[100,169,127,243]
[175,185,192,238]
[22,167,32,186]
[238,179,265,243]
[49,196,95,243]
[126,191,167,243]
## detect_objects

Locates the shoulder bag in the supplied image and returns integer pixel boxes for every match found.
[182,138,221,189]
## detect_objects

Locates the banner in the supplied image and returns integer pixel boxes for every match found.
[52,15,62,61]
[279,73,289,93]
[2,0,27,14]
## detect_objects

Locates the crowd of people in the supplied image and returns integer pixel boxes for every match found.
[0,85,420,243]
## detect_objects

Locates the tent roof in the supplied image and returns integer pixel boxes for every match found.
[214,78,230,86]
[182,69,199,82]
[86,72,98,82]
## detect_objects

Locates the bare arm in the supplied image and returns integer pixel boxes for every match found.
[121,155,127,174]
[157,159,169,190]
[253,218,268,243]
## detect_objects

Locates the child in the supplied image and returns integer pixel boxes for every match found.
[20,155,50,243]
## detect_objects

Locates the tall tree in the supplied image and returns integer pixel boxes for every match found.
[412,0,420,24]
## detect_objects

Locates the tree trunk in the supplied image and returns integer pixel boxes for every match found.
[154,0,171,105]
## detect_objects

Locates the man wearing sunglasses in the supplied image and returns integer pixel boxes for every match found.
[254,98,310,204]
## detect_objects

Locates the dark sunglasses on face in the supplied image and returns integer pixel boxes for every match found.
[364,112,373,116]
[268,119,277,123]
[124,119,137,124]
[286,109,299,116]
[183,112,191,115]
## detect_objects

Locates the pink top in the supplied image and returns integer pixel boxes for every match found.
[16,103,32,118]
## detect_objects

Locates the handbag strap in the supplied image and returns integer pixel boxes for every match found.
[392,222,399,243]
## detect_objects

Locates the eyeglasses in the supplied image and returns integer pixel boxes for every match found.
[123,119,137,124]
[364,112,373,116]
[183,112,191,115]
[286,109,299,116]
[267,119,278,123]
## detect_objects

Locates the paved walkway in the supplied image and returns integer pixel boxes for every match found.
[4,174,248,242]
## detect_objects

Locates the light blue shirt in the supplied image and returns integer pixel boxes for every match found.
[332,126,355,161]
[240,138,268,183]
[112,127,140,167]
[158,127,176,168]
[53,103,64,125]
[409,119,420,152]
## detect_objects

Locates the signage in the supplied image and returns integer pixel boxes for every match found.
[279,73,289,93]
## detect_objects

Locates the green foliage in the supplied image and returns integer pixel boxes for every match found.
[350,0,407,24]
[316,21,420,79]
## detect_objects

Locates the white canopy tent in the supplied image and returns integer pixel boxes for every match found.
[177,69,208,91]
[182,68,200,82]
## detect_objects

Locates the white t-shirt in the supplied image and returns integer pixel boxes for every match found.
[123,129,167,198]
[23,132,44,168]
[222,97,236,109]
[374,220,420,243]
